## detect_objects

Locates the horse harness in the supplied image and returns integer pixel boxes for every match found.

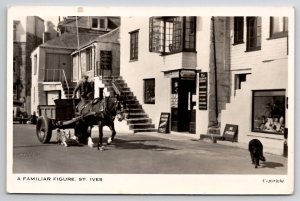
[79,97,120,121]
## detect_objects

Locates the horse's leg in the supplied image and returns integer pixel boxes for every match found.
[107,123,116,145]
[87,125,94,148]
[98,122,104,151]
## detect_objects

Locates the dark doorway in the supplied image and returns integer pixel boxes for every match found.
[99,88,104,100]
[171,75,196,133]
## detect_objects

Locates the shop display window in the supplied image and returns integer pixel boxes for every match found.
[252,90,285,134]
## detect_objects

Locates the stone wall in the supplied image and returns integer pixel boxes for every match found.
[208,17,231,127]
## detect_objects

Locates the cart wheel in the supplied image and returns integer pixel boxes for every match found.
[36,116,52,143]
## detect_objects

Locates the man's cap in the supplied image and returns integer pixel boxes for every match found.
[82,75,89,79]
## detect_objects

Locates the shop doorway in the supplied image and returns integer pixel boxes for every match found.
[171,74,196,133]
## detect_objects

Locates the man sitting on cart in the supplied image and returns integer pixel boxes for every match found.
[72,75,94,115]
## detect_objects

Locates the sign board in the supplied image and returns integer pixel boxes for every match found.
[180,70,196,80]
[199,72,208,110]
[100,51,112,70]
[223,124,238,142]
[158,112,170,133]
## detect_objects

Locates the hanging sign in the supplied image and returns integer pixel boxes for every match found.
[199,72,208,110]
[158,112,170,133]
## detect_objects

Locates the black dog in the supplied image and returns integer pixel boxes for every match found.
[248,139,266,168]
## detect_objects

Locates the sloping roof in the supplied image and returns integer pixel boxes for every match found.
[40,32,100,49]
[95,27,120,43]
[58,16,120,30]
[79,27,120,49]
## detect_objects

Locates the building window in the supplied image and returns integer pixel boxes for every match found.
[246,17,261,51]
[270,17,288,38]
[233,17,244,44]
[100,19,106,29]
[92,18,106,29]
[130,30,139,60]
[234,73,250,90]
[92,18,98,28]
[33,55,37,75]
[149,16,196,54]
[144,79,155,104]
[252,90,285,134]
[86,48,92,71]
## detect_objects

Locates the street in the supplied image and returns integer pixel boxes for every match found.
[13,124,287,174]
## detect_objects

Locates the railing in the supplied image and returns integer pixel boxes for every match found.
[42,68,70,98]
[43,69,64,82]
[62,70,70,98]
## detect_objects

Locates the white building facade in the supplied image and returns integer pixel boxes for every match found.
[120,16,289,155]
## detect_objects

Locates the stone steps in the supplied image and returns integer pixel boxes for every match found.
[102,76,156,133]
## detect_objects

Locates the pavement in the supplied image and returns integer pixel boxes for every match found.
[12,124,288,174]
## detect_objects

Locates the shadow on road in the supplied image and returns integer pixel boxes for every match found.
[261,161,284,169]
[95,138,177,151]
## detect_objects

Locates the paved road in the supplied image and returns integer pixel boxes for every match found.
[12,124,287,174]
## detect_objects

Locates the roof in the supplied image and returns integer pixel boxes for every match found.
[79,27,120,49]
[58,16,120,30]
[40,32,100,49]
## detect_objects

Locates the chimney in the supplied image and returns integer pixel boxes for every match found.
[43,32,51,43]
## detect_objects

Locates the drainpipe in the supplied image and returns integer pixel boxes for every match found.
[212,16,219,125]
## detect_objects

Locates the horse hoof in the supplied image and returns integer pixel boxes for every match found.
[107,137,112,145]
[99,146,105,151]
[88,143,94,148]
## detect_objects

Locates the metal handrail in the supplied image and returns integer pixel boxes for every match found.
[42,68,70,98]
[62,69,70,98]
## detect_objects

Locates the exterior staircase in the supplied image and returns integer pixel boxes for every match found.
[62,82,77,99]
[101,75,157,133]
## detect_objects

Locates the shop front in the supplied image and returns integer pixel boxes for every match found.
[168,69,197,134]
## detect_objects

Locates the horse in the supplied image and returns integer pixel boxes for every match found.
[74,96,126,151]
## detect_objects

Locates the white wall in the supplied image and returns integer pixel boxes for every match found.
[220,16,289,154]
[121,17,167,127]
[121,16,212,136]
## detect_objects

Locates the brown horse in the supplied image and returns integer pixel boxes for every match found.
[74,96,126,151]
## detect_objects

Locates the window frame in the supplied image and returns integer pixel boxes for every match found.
[246,17,262,52]
[86,47,93,71]
[129,30,139,61]
[269,16,288,39]
[233,17,244,45]
[251,89,286,135]
[149,16,196,55]
[92,18,98,29]
[144,78,155,104]
[91,17,106,30]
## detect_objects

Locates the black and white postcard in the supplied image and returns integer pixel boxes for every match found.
[7,6,294,194]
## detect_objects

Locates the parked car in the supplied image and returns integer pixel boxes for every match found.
[13,100,29,124]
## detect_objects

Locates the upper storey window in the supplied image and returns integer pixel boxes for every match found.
[149,16,196,54]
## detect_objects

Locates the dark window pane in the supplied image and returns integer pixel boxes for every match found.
[130,31,139,60]
[92,18,98,28]
[184,17,196,50]
[234,17,244,44]
[144,79,155,104]
[100,19,105,28]
[246,17,261,51]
